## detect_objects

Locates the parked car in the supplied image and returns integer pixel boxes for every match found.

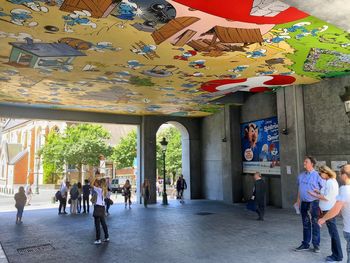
[110,178,123,193]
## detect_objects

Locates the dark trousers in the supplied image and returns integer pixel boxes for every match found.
[77,197,81,213]
[59,198,67,213]
[323,211,343,260]
[105,199,110,213]
[16,206,24,219]
[94,216,109,241]
[301,200,320,247]
[124,195,131,205]
[144,195,149,207]
[83,196,89,213]
[256,203,265,219]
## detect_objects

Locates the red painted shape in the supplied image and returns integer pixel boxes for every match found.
[201,78,247,92]
[250,87,271,93]
[173,0,308,24]
[263,75,296,85]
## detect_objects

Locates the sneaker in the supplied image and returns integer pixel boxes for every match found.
[63,212,68,214]
[294,244,310,251]
[103,238,110,242]
[326,255,342,262]
[313,246,320,253]
[94,240,102,245]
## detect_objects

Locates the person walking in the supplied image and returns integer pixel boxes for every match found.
[142,179,150,208]
[309,165,342,262]
[319,164,350,263]
[252,172,266,221]
[123,180,132,209]
[90,172,109,245]
[59,181,69,215]
[70,183,79,214]
[82,179,90,213]
[77,182,82,214]
[25,184,32,206]
[294,156,325,253]
[176,175,187,204]
[14,186,27,224]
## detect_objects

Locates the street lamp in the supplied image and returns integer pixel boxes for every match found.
[340,86,350,122]
[160,137,168,205]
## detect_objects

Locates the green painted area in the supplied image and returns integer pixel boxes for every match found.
[274,16,350,79]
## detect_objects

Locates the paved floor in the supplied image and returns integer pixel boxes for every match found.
[0,200,347,263]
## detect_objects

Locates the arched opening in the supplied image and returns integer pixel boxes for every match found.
[155,121,191,202]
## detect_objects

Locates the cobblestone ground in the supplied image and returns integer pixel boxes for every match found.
[0,200,347,263]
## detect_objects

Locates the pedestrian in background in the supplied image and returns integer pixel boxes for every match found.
[295,156,325,253]
[308,165,342,262]
[59,181,69,215]
[25,184,32,206]
[82,179,90,213]
[176,175,187,204]
[319,164,350,263]
[70,183,79,214]
[90,172,109,245]
[123,179,132,209]
[14,186,27,224]
[142,179,150,208]
[252,172,266,221]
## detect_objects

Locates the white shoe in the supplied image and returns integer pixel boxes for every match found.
[103,238,110,242]
[94,240,101,245]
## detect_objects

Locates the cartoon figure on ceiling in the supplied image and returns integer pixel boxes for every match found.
[0,8,38,27]
[7,0,48,13]
[63,10,96,32]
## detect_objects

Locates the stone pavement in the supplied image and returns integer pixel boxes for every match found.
[0,200,347,263]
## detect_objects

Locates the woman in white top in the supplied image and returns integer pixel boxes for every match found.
[90,171,109,245]
[309,165,343,261]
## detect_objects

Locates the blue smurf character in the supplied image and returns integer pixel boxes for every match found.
[117,0,138,20]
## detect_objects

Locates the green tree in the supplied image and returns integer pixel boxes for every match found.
[39,124,113,182]
[157,127,182,182]
[111,130,137,169]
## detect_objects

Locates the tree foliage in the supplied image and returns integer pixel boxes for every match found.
[39,124,113,180]
[156,127,182,181]
[111,130,137,169]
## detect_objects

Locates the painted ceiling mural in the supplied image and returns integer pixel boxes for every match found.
[0,0,349,116]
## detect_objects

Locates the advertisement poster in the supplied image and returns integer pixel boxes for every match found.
[241,117,281,175]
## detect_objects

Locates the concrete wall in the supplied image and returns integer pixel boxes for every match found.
[303,77,350,164]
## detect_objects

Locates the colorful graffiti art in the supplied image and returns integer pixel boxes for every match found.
[0,0,349,116]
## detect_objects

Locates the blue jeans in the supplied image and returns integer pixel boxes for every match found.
[323,212,343,260]
[343,231,350,263]
[301,201,320,247]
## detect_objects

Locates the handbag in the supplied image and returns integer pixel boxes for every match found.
[93,205,105,217]
[68,198,72,205]
[246,199,256,212]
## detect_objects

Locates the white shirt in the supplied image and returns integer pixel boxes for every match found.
[93,186,105,206]
[60,184,68,198]
[336,185,350,233]
[320,178,339,211]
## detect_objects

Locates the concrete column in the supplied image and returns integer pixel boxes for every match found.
[230,106,243,203]
[222,105,233,203]
[140,117,157,204]
[277,85,306,209]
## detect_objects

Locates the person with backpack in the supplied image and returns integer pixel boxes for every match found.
[90,171,109,245]
[14,186,27,224]
[70,183,79,214]
[176,175,187,204]
[59,181,69,215]
[82,179,91,213]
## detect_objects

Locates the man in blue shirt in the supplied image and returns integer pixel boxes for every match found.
[295,156,325,253]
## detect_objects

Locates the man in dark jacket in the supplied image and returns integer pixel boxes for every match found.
[176,175,187,204]
[252,172,266,221]
[82,179,91,213]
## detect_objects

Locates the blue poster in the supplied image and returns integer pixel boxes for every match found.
[241,117,280,175]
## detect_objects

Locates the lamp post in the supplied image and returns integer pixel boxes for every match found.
[340,86,350,122]
[160,137,168,205]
